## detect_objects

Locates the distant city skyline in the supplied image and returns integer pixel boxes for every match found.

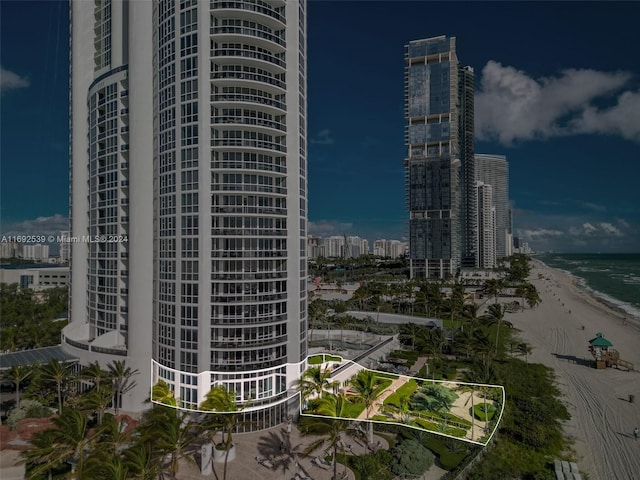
[2,1,640,253]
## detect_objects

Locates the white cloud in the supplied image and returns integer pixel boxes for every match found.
[1,214,69,236]
[310,129,335,145]
[516,210,640,252]
[616,218,630,229]
[570,90,640,142]
[0,66,30,95]
[582,223,598,235]
[581,202,607,212]
[520,228,564,239]
[475,61,639,144]
[598,222,622,236]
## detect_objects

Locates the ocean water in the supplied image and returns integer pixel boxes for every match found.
[535,253,640,321]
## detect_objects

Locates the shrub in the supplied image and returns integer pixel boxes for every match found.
[389,438,434,476]
[473,402,496,421]
[348,450,394,480]
[7,399,52,429]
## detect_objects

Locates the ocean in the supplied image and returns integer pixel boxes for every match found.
[535,253,640,321]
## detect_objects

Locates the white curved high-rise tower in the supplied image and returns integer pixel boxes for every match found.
[64,0,308,426]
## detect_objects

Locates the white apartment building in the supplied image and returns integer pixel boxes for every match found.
[475,154,511,259]
[373,239,407,259]
[476,181,496,269]
[64,0,308,424]
[22,244,50,261]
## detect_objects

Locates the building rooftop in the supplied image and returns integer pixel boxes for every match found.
[588,332,613,347]
[0,345,78,370]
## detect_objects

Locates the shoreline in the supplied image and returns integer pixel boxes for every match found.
[509,259,640,480]
[533,258,640,334]
[533,257,640,324]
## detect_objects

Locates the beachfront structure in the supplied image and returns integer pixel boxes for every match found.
[475,154,511,259]
[405,36,476,279]
[476,181,496,268]
[64,0,308,422]
[588,332,634,371]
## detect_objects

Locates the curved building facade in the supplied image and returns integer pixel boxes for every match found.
[65,0,308,424]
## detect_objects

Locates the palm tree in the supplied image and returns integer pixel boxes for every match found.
[108,360,139,414]
[483,278,504,305]
[399,322,422,350]
[457,383,477,440]
[151,380,177,406]
[81,361,109,391]
[462,303,480,325]
[411,384,457,427]
[41,359,72,414]
[293,366,339,407]
[123,441,162,480]
[335,315,351,343]
[300,393,353,480]
[482,303,513,354]
[349,370,382,444]
[84,453,130,480]
[80,385,113,424]
[200,385,248,480]
[516,342,533,365]
[84,416,134,479]
[524,285,541,309]
[442,296,464,329]
[22,409,98,479]
[464,360,496,435]
[417,327,447,378]
[137,405,198,480]
[2,364,32,410]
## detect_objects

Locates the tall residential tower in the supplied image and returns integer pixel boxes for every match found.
[64,0,308,425]
[475,154,511,259]
[405,36,476,278]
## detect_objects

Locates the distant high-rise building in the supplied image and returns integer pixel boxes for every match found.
[307,236,322,260]
[64,0,308,422]
[476,182,496,268]
[405,36,475,279]
[373,239,408,259]
[0,242,20,259]
[22,244,50,261]
[323,236,344,258]
[475,154,510,259]
[59,231,71,263]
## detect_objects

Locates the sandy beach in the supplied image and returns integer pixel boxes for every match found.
[507,259,640,480]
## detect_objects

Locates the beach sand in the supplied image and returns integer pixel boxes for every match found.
[506,259,640,480]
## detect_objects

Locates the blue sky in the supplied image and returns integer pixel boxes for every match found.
[1,1,639,253]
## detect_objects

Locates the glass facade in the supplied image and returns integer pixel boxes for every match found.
[405,36,475,278]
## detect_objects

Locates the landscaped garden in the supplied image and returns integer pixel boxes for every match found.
[297,360,504,446]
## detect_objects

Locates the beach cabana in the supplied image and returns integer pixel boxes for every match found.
[587,332,634,371]
[588,332,613,368]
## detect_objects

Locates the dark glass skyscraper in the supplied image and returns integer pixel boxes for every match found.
[405,36,476,278]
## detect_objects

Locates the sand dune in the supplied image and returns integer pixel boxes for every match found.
[507,260,640,480]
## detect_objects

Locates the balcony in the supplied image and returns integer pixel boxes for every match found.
[210,26,285,49]
[212,115,285,131]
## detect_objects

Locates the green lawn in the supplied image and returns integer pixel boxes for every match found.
[383,379,418,407]
[308,355,323,364]
[342,401,366,418]
[308,354,343,364]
